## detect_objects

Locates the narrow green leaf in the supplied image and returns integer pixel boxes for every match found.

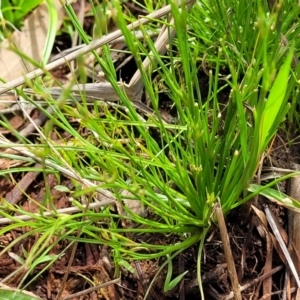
[164,255,188,292]
[14,0,44,27]
[118,259,138,276]
[33,254,58,266]
[1,0,15,24]
[42,0,58,64]
[248,183,300,212]
[54,185,70,192]
[259,49,293,150]
[0,289,41,300]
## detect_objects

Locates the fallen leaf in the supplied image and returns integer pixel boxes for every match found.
[0,0,64,81]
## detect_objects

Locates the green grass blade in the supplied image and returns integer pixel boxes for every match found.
[259,49,293,151]
[42,0,59,64]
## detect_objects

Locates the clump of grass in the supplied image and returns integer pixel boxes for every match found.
[0,0,299,297]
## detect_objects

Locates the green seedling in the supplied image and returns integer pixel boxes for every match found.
[164,254,188,292]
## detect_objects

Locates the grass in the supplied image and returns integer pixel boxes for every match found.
[0,0,43,36]
[0,0,58,64]
[0,0,300,298]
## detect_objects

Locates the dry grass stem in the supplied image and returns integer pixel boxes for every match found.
[0,200,113,225]
[216,203,242,300]
[62,278,121,300]
[0,0,194,95]
[264,204,300,288]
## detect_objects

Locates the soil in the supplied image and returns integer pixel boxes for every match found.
[0,1,299,300]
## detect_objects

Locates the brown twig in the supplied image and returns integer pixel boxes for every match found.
[56,240,78,300]
[0,0,194,95]
[5,164,41,204]
[288,163,300,295]
[224,265,284,300]
[215,203,242,300]
[0,200,112,225]
[262,227,273,300]
[62,278,120,300]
